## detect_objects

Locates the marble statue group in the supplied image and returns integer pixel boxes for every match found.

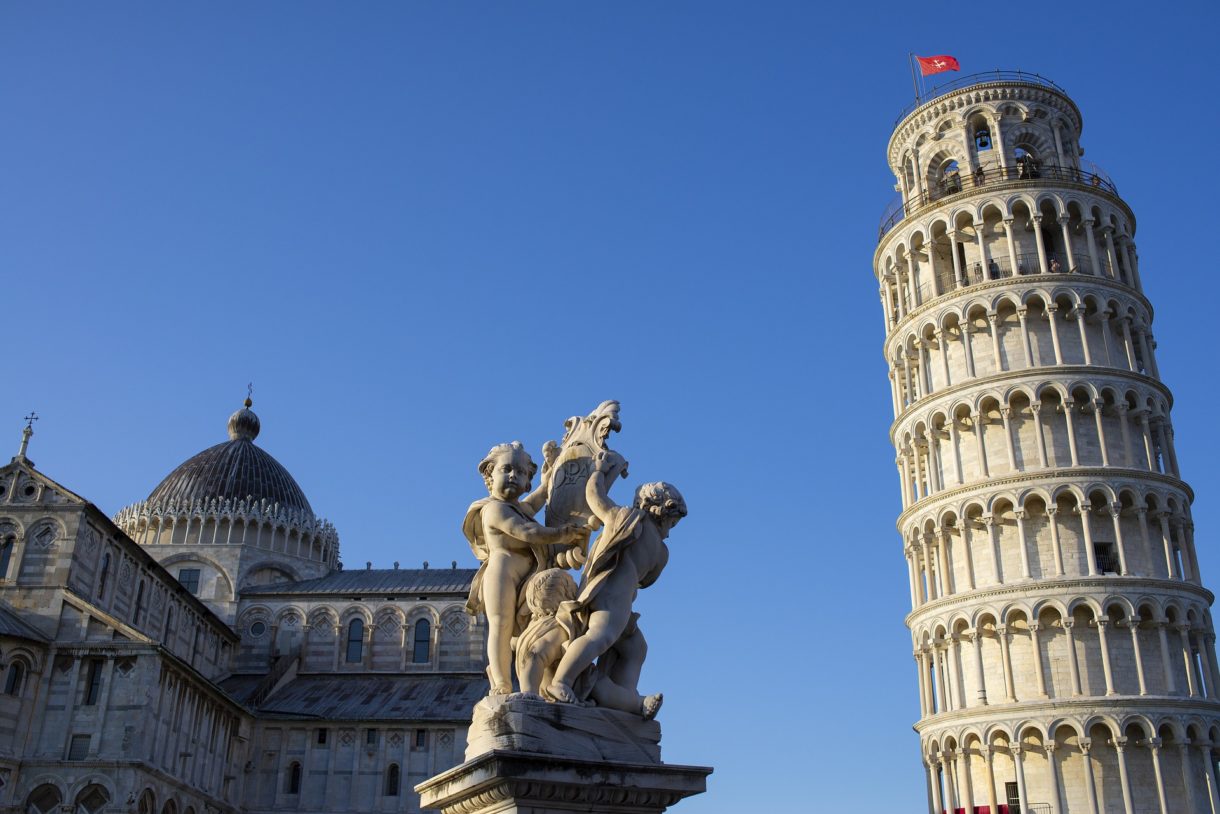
[462,401,685,721]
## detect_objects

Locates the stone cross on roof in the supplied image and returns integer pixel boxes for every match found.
[14,411,37,464]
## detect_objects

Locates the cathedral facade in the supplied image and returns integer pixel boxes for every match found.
[0,401,486,814]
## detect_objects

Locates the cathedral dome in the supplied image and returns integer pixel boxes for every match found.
[146,399,314,518]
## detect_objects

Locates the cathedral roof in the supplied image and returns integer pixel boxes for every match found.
[221,673,488,721]
[145,399,314,519]
[0,603,50,643]
[241,567,477,596]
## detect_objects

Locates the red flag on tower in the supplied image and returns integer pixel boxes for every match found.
[916,55,960,76]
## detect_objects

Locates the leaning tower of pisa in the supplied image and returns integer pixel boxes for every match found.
[876,71,1220,813]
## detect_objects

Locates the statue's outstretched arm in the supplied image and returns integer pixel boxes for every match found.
[586,450,626,525]
[519,441,560,516]
[519,485,547,517]
[486,505,577,547]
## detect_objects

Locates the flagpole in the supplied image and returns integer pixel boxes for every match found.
[908,53,920,104]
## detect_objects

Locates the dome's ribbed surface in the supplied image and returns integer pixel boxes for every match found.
[146,403,314,518]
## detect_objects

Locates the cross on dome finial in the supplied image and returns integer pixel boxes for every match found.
[14,411,37,463]
[228,394,261,441]
[245,382,254,409]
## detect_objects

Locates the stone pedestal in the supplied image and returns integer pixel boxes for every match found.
[416,750,712,814]
[463,694,662,764]
[416,695,711,813]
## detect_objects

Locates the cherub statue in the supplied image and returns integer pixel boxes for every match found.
[463,442,588,696]
[513,568,578,697]
[548,450,686,719]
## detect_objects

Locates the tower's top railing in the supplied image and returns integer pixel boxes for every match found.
[894,71,1071,128]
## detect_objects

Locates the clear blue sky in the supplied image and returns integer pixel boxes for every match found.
[3,3,1218,810]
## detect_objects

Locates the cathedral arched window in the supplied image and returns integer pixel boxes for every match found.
[96,552,111,600]
[25,784,62,814]
[0,534,14,579]
[346,619,364,663]
[385,764,400,797]
[137,790,155,814]
[285,762,301,795]
[412,619,431,664]
[74,784,110,814]
[133,581,146,626]
[4,661,24,696]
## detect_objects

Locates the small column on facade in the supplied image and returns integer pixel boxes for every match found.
[1062,399,1081,466]
[955,520,975,590]
[1113,738,1136,814]
[1063,618,1083,695]
[1080,739,1102,814]
[941,752,957,813]
[1093,400,1111,466]
[1012,744,1030,813]
[1045,742,1064,814]
[1135,507,1155,576]
[949,231,964,286]
[1103,228,1122,281]
[961,323,976,377]
[1148,738,1170,814]
[1079,502,1099,575]
[997,624,1017,702]
[927,760,943,814]
[1119,317,1138,371]
[1109,503,1128,574]
[982,745,1000,814]
[1059,214,1076,270]
[935,529,953,595]
[987,312,1002,370]
[1073,308,1093,365]
[974,220,990,276]
[1014,510,1032,579]
[983,514,1002,584]
[1032,214,1049,273]
[1017,307,1033,366]
[1045,304,1064,364]
[1176,623,1196,697]
[1117,403,1135,465]
[972,413,990,478]
[1028,622,1048,696]
[1083,218,1103,276]
[935,330,951,386]
[1096,617,1117,695]
[1157,512,1178,579]
[968,627,988,705]
[947,420,963,486]
[1198,634,1217,700]
[1128,617,1149,695]
[1199,743,1220,813]
[1031,402,1050,468]
[1155,622,1178,695]
[1001,408,1019,472]
[1051,121,1067,165]
[957,747,974,814]
[1046,506,1065,576]
[1124,239,1143,289]
[1138,411,1157,470]
[1003,218,1020,273]
[948,634,965,709]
